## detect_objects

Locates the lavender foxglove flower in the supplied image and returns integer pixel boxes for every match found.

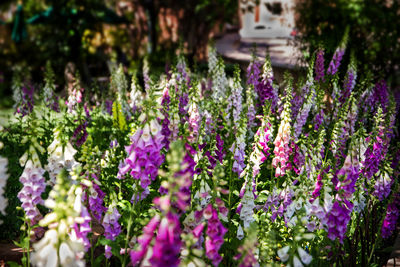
[231,124,247,176]
[327,49,345,76]
[257,55,278,109]
[246,86,257,133]
[0,156,9,219]
[103,205,121,241]
[373,80,389,113]
[72,206,92,251]
[326,155,359,242]
[88,175,107,221]
[120,119,164,192]
[373,171,392,201]
[18,160,46,224]
[143,56,151,91]
[315,49,325,82]
[293,89,315,141]
[362,112,385,180]
[71,121,88,147]
[211,57,228,103]
[188,101,200,143]
[339,67,357,104]
[16,85,34,117]
[246,58,262,88]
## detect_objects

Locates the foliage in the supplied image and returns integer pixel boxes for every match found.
[295,0,400,85]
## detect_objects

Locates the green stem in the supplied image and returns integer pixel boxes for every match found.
[122,205,134,267]
[90,220,94,265]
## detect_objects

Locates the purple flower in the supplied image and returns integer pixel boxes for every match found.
[120,121,164,192]
[105,100,113,115]
[205,205,227,266]
[315,49,325,82]
[88,175,107,221]
[17,160,46,225]
[149,212,182,267]
[105,245,112,259]
[161,88,171,149]
[327,49,345,76]
[339,69,356,104]
[326,200,353,242]
[103,206,121,241]
[130,215,161,265]
[215,134,225,164]
[373,172,393,201]
[16,85,34,117]
[314,109,324,131]
[246,60,262,88]
[374,80,389,113]
[381,193,400,239]
[73,206,92,251]
[363,133,385,180]
[71,121,88,147]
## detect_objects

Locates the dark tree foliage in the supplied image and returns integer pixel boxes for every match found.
[295,0,400,85]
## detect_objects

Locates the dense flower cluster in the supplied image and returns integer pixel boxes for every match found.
[4,40,400,267]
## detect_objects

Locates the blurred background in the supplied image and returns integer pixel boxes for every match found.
[0,0,399,107]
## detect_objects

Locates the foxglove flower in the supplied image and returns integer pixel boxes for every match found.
[0,156,9,218]
[161,84,171,149]
[32,169,86,267]
[88,175,107,221]
[246,58,262,88]
[293,89,315,140]
[246,86,257,132]
[381,193,400,239]
[327,48,345,76]
[66,87,83,114]
[211,57,228,103]
[46,130,79,184]
[231,124,247,176]
[272,90,292,177]
[226,70,243,127]
[373,170,393,201]
[120,119,164,191]
[16,85,34,117]
[315,48,325,82]
[130,215,161,265]
[149,212,182,267]
[205,204,227,266]
[188,101,200,143]
[17,160,46,225]
[103,205,121,241]
[257,57,278,109]
[130,75,143,112]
